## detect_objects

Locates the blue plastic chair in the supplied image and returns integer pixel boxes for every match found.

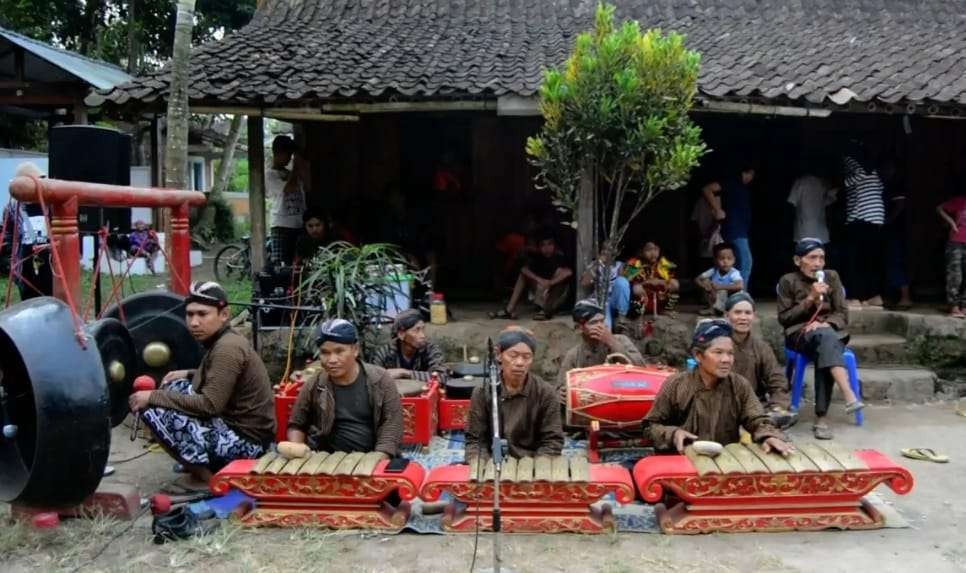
[784,347,863,425]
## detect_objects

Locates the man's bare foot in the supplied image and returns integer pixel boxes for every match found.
[862,296,884,307]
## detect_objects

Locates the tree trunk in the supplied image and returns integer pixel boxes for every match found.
[197,114,244,238]
[577,167,597,298]
[162,0,197,252]
[126,0,139,74]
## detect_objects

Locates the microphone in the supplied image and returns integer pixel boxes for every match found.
[131,375,157,441]
[815,270,826,303]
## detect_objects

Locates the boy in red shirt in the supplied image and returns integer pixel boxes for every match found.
[938,190,966,318]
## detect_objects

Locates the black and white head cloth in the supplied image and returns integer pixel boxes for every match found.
[795,237,825,257]
[315,318,359,345]
[691,319,733,350]
[571,299,605,324]
[497,326,537,353]
[186,281,228,309]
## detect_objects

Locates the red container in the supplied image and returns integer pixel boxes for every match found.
[438,397,471,431]
[401,380,439,446]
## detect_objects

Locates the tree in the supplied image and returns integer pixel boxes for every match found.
[161,0,195,253]
[526,3,706,307]
[195,114,245,242]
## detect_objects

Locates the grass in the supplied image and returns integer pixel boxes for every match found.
[0,271,252,318]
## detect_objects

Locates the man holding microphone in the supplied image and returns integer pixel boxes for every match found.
[777,238,864,440]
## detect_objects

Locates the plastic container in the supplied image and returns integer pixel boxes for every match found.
[430,292,447,325]
[686,357,697,372]
[365,263,413,320]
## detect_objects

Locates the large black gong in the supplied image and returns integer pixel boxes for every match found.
[103,291,203,386]
[0,297,111,506]
[86,318,137,427]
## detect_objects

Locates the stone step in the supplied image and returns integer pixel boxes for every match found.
[798,365,937,403]
[846,333,910,365]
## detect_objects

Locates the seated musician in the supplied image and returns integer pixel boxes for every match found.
[723,292,796,429]
[643,320,792,455]
[465,327,563,461]
[777,238,864,440]
[557,299,645,391]
[370,309,448,383]
[286,319,403,458]
[129,281,276,490]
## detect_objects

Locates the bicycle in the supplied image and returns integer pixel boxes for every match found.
[214,235,277,282]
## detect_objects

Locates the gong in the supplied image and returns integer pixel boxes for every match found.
[103,291,203,386]
[86,318,137,427]
[445,376,484,400]
[0,297,111,506]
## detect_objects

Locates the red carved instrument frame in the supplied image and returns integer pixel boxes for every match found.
[420,463,636,534]
[401,380,439,446]
[633,449,914,534]
[211,458,426,531]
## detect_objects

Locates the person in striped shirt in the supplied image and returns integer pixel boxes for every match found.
[369,309,448,382]
[842,154,886,308]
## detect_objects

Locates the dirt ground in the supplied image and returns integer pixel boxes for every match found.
[2,402,965,573]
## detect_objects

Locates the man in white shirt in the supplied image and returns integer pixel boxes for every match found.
[2,162,52,299]
[787,174,837,245]
[266,135,307,268]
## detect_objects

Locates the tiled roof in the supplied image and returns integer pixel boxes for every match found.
[88,0,966,110]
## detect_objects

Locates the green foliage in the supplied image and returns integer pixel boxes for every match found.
[228,158,249,193]
[297,242,428,354]
[526,3,706,254]
[0,0,256,72]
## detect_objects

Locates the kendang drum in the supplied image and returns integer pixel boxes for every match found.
[565,364,675,429]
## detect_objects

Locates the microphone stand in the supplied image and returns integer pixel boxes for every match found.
[486,338,504,573]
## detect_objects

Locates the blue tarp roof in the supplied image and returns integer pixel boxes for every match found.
[0,26,132,90]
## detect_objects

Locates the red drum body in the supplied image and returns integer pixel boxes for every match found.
[565,364,675,429]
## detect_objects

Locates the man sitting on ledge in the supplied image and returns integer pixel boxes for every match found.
[557,299,645,391]
[129,281,276,490]
[370,309,448,383]
[465,326,563,461]
[287,319,403,458]
[643,320,792,455]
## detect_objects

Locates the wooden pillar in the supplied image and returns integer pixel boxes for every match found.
[169,203,191,294]
[50,196,82,306]
[149,115,162,187]
[72,101,88,125]
[576,168,596,284]
[247,115,266,274]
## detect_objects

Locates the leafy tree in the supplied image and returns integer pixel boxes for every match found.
[526,3,706,306]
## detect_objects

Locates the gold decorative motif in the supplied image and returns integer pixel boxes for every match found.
[450,403,469,427]
[401,402,415,436]
[657,470,905,499]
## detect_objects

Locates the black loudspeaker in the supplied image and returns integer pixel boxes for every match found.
[48,126,132,233]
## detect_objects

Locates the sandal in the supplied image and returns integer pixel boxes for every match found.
[488,308,517,320]
[900,448,949,463]
[844,400,866,414]
[813,423,833,440]
[533,310,549,321]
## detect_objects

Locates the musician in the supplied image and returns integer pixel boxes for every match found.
[465,327,563,461]
[724,292,795,428]
[370,309,448,382]
[129,281,275,490]
[557,299,645,391]
[287,319,403,458]
[643,320,792,455]
[777,238,864,440]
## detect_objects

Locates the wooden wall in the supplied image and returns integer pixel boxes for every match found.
[301,111,965,299]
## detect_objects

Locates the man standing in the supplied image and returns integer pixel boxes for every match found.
[703,163,756,289]
[287,319,403,458]
[370,309,448,382]
[465,327,563,461]
[129,281,275,490]
[724,292,795,428]
[557,300,645,391]
[2,162,52,299]
[787,173,837,245]
[777,238,865,440]
[490,230,572,321]
[842,153,886,308]
[266,135,307,268]
[643,320,792,455]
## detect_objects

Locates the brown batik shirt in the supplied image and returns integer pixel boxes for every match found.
[556,334,645,389]
[732,334,791,410]
[643,370,783,451]
[464,373,563,461]
[776,269,849,338]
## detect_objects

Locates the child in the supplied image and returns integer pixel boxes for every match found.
[695,243,744,315]
[623,240,680,315]
[937,189,966,318]
[128,220,159,274]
